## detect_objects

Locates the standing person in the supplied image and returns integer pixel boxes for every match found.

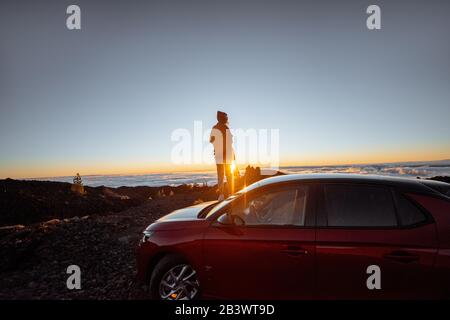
[210,111,235,200]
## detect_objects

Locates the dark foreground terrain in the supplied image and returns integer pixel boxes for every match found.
[0,178,213,226]
[0,181,216,299]
[0,174,448,299]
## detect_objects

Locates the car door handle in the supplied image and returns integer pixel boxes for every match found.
[383,251,419,263]
[281,245,308,256]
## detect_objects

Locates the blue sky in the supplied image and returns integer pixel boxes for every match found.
[0,0,449,178]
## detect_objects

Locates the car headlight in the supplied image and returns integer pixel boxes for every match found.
[141,230,154,243]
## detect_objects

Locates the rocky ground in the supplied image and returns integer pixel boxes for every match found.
[0,178,212,226]
[0,188,216,299]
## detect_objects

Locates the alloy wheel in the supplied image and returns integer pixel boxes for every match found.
[159,264,200,300]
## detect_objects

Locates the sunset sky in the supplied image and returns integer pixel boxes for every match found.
[1,0,450,179]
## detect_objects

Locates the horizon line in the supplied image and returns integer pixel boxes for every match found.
[6,158,450,181]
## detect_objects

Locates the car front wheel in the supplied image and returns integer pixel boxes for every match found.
[149,255,200,300]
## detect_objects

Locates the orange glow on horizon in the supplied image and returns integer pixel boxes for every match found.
[1,146,450,180]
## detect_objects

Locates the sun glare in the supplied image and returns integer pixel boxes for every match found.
[230,161,236,174]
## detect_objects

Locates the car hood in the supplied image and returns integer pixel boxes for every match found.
[157,200,217,222]
[145,200,217,232]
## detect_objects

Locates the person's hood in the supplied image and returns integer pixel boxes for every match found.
[217,110,228,123]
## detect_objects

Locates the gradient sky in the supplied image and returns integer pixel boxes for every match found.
[1,0,450,178]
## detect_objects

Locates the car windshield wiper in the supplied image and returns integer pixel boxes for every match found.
[197,202,219,219]
[197,194,241,219]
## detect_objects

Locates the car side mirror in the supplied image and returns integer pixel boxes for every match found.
[217,212,245,227]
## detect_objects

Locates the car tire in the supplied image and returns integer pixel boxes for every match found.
[149,254,200,300]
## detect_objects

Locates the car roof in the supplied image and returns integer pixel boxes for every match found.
[239,173,445,195]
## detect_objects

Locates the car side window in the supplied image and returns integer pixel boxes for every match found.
[395,193,427,226]
[324,184,397,227]
[229,186,309,226]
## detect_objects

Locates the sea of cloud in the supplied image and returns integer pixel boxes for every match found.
[33,161,450,188]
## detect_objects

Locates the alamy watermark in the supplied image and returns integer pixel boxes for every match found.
[65,4,381,31]
[366,265,381,290]
[171,121,280,170]
[66,5,81,30]
[66,264,81,290]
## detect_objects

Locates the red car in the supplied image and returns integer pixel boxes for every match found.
[136,174,450,300]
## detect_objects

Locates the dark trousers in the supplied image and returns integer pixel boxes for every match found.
[216,163,233,196]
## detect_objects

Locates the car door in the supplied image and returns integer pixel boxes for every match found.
[315,183,439,299]
[202,183,316,299]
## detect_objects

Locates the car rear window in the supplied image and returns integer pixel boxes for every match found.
[420,180,450,197]
[430,185,450,197]
[324,184,397,227]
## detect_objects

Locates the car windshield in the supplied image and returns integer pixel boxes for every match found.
[204,179,263,218]
[205,195,238,218]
